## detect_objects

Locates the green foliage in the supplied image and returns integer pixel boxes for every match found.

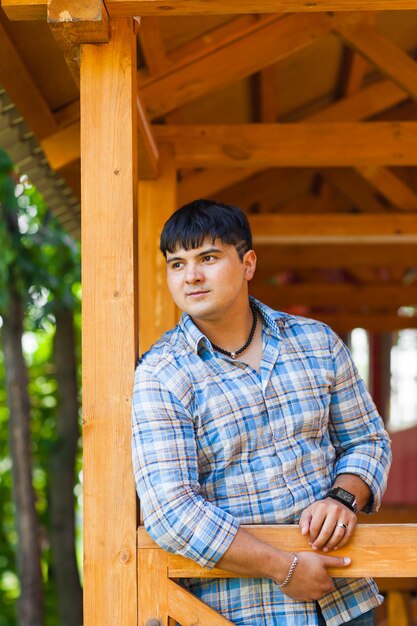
[0,147,82,625]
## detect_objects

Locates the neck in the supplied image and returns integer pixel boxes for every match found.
[192,300,255,353]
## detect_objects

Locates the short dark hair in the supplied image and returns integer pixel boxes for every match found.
[160,199,252,260]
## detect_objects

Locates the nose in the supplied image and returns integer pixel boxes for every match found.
[185,263,202,284]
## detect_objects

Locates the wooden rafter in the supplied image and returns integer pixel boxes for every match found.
[334,16,417,104]
[322,169,390,214]
[249,213,417,243]
[138,16,170,75]
[357,167,417,211]
[249,284,417,309]
[155,123,417,168]
[0,20,58,140]
[255,244,417,270]
[5,0,417,20]
[46,0,110,87]
[140,13,333,121]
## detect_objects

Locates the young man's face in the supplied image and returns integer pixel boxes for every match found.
[165,237,256,322]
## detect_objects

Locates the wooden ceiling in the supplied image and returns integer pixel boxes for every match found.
[1,0,417,332]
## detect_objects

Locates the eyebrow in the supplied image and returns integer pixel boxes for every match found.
[166,247,223,264]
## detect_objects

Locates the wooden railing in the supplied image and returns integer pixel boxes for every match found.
[137,522,417,626]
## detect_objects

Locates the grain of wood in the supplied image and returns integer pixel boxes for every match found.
[81,18,138,626]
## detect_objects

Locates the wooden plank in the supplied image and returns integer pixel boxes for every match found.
[5,0,417,19]
[322,168,390,213]
[167,579,233,626]
[249,284,417,309]
[386,591,411,626]
[138,549,169,626]
[305,314,417,332]
[40,121,80,172]
[249,213,417,243]
[138,16,170,75]
[81,18,138,626]
[334,17,417,105]
[357,167,417,211]
[140,13,333,120]
[155,123,417,168]
[47,0,109,88]
[0,21,58,140]
[307,78,407,123]
[137,524,417,578]
[48,0,109,43]
[138,144,178,355]
[178,168,262,206]
[107,1,417,17]
[137,96,159,179]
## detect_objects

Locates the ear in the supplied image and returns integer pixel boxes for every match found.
[243,249,257,281]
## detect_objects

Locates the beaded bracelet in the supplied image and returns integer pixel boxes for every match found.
[275,553,299,588]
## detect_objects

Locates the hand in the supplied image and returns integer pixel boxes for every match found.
[299,498,357,552]
[281,551,351,601]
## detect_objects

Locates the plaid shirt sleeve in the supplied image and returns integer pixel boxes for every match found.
[328,329,392,513]
[131,362,239,569]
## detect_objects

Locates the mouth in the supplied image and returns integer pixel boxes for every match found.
[186,290,210,297]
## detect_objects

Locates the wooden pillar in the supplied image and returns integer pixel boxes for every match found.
[81,18,138,626]
[138,144,178,355]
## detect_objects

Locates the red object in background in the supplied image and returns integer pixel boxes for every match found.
[383,426,417,505]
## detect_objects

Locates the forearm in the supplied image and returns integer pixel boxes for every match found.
[216,526,293,583]
[333,473,371,512]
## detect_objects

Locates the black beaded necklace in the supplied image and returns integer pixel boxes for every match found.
[211,302,257,360]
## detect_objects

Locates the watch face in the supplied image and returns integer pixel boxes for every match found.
[337,488,354,505]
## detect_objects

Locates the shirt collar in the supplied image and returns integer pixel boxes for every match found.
[179,296,287,355]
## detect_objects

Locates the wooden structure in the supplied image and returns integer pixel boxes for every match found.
[1,1,417,625]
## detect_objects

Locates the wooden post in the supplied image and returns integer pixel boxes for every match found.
[138,144,178,355]
[81,18,138,626]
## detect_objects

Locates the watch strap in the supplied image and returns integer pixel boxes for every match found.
[324,487,357,513]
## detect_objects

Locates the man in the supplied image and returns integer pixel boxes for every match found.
[132,199,391,626]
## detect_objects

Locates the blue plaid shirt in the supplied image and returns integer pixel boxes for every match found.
[132,298,391,626]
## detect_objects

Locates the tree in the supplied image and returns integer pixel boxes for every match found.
[0,149,44,626]
[0,147,82,625]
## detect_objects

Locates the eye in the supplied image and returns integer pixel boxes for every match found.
[170,261,184,270]
[202,255,215,263]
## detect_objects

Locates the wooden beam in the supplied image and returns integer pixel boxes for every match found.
[5,0,417,19]
[0,21,58,140]
[108,1,417,17]
[138,16,170,75]
[40,121,80,172]
[249,214,417,243]
[138,524,417,578]
[254,243,417,270]
[307,78,407,123]
[334,17,417,105]
[47,0,109,88]
[323,169,389,213]
[178,168,262,207]
[305,314,417,332]
[39,101,159,181]
[155,123,417,168]
[137,96,159,179]
[47,0,109,43]
[357,167,417,211]
[140,13,333,120]
[81,18,138,626]
[177,77,408,205]
[138,144,178,355]
[249,284,417,309]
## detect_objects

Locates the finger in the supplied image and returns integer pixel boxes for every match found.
[312,518,344,550]
[299,510,312,536]
[322,521,351,552]
[321,555,351,569]
[331,519,356,550]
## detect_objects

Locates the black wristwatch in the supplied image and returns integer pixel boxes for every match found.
[324,487,357,513]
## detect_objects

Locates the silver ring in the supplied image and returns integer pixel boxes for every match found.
[337,522,348,530]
